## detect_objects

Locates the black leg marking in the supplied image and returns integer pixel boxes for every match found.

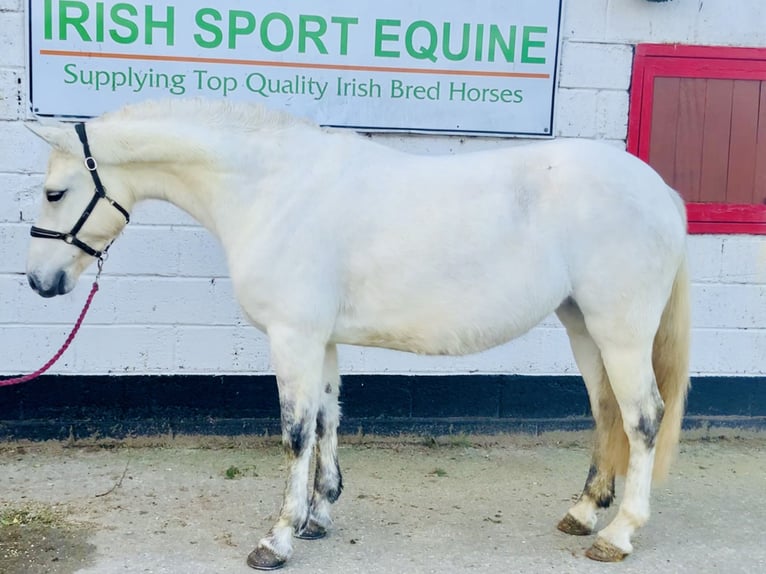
[311,408,343,505]
[313,454,343,503]
[316,409,326,439]
[583,464,615,509]
[584,463,598,485]
[289,418,316,458]
[324,383,332,394]
[326,460,343,504]
[289,423,308,457]
[280,402,312,458]
[636,404,664,450]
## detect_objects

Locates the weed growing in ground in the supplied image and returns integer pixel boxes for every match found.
[428,468,448,477]
[448,434,473,448]
[223,465,258,479]
[0,503,64,527]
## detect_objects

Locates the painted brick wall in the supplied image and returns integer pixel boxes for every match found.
[1,1,764,378]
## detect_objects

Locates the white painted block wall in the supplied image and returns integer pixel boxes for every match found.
[1,0,764,377]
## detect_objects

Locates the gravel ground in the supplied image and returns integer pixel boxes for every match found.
[1,432,765,574]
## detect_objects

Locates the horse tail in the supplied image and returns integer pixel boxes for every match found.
[598,256,690,481]
[651,256,691,480]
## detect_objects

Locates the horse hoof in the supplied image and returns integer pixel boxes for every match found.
[246,546,287,571]
[295,519,327,540]
[557,513,593,536]
[585,537,629,562]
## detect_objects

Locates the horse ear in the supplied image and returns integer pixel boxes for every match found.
[25,121,79,153]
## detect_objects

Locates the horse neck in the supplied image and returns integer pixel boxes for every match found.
[91,120,269,239]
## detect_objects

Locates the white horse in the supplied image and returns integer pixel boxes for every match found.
[25,99,689,570]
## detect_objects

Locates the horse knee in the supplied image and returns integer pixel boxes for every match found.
[281,405,314,458]
[315,408,331,439]
[287,424,310,457]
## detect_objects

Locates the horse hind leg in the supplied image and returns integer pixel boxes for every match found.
[296,344,343,540]
[585,335,664,562]
[560,256,689,562]
[556,301,621,537]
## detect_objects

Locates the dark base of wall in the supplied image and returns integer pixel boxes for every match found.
[1,375,764,441]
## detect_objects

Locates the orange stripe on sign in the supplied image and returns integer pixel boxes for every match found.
[39,49,551,80]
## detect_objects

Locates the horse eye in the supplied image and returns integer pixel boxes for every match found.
[45,189,67,202]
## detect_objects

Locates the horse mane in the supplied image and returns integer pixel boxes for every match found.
[96,98,317,133]
[85,99,320,165]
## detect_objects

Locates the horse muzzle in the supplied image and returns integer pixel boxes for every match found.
[27,269,72,298]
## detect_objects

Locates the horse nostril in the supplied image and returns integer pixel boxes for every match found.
[56,271,68,295]
[26,271,67,297]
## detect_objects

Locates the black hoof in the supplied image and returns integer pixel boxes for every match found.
[246,545,287,571]
[295,519,327,540]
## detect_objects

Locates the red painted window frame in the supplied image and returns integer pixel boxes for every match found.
[627,44,766,234]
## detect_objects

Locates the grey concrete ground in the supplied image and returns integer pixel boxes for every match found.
[1,432,764,574]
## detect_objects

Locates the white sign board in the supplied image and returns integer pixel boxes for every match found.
[28,0,562,136]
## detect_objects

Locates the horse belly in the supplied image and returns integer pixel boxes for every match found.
[331,276,566,356]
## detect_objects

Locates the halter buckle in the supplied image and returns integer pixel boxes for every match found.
[96,255,105,278]
[64,234,74,244]
[84,156,98,171]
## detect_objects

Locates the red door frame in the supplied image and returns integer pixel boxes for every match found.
[628,44,766,234]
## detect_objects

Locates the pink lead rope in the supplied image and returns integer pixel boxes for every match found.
[3,122,123,388]
[0,279,100,387]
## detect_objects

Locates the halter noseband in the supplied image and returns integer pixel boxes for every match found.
[30,122,130,260]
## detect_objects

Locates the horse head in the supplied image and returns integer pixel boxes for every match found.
[25,121,132,297]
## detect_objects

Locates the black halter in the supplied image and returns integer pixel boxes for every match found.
[30,123,130,260]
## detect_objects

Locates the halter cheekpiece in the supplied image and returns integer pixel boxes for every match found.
[30,122,130,260]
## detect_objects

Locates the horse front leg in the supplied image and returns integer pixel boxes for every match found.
[247,328,326,571]
[297,344,343,540]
